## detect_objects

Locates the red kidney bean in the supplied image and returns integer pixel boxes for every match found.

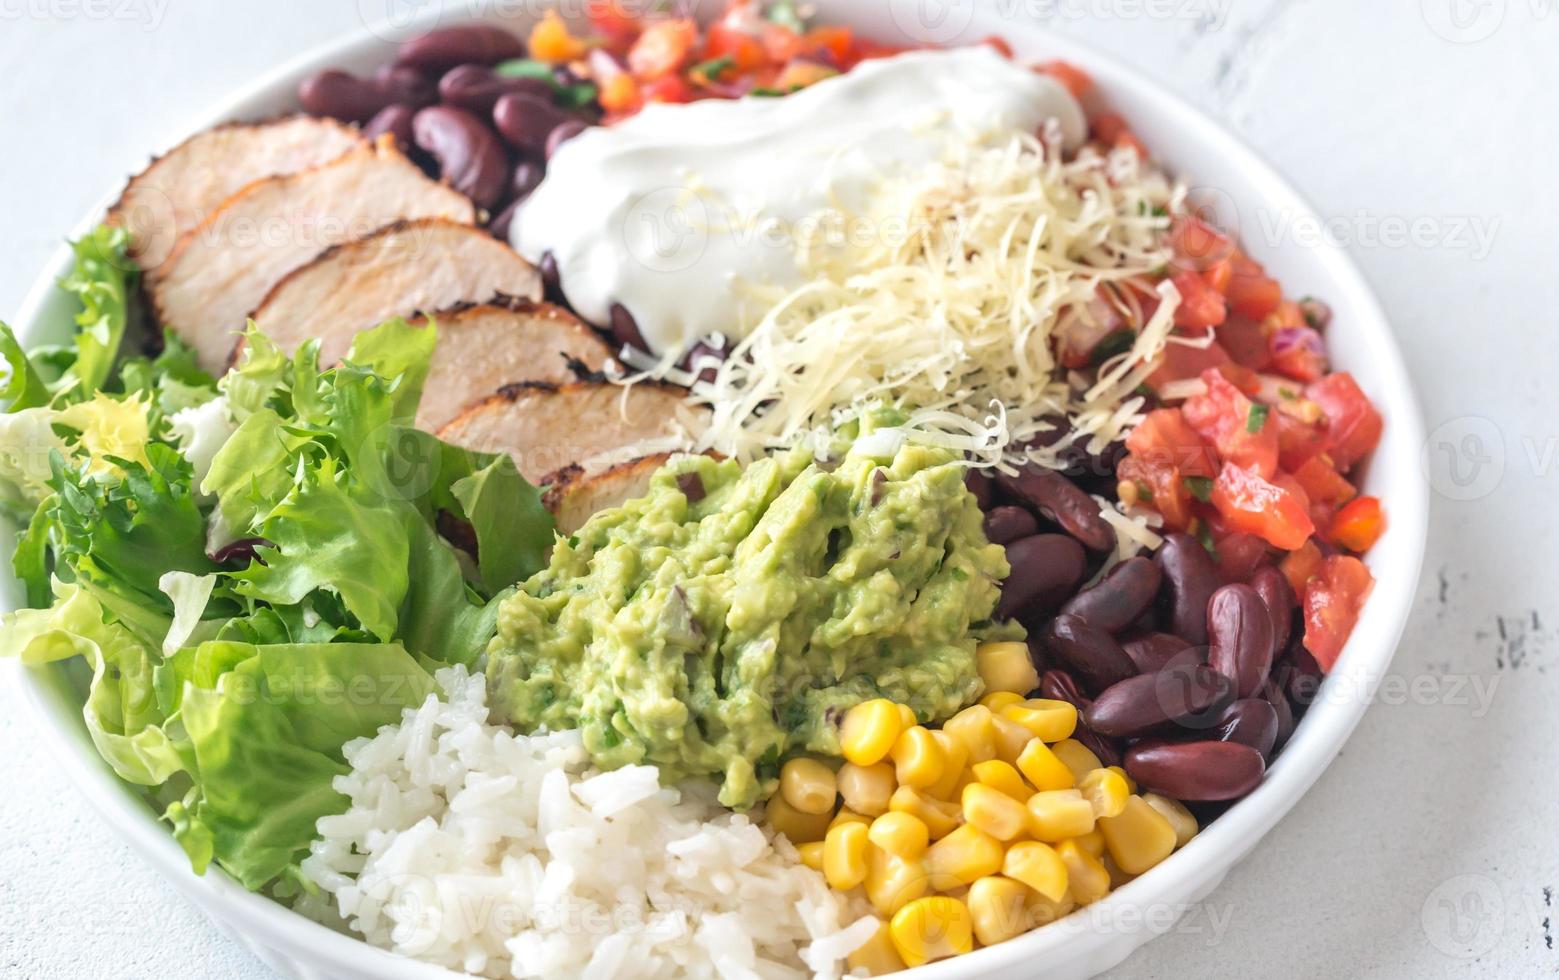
[1074,725,1122,768]
[1039,669,1089,710]
[1083,663,1233,738]
[1040,614,1137,695]
[439,63,553,116]
[1281,644,1324,707]
[1259,677,1295,751]
[1059,557,1162,634]
[413,106,508,209]
[984,506,1038,546]
[996,467,1114,552]
[1156,532,1219,646]
[493,91,574,155]
[299,69,398,122]
[1215,532,1271,584]
[966,471,995,510]
[540,251,562,298]
[396,25,526,72]
[610,303,649,353]
[363,104,417,150]
[1125,739,1265,801]
[490,199,522,240]
[679,338,729,386]
[546,119,590,158]
[508,160,545,203]
[996,535,1087,622]
[1212,698,1279,759]
[1120,632,1195,675]
[374,64,438,108]
[1207,584,1275,698]
[1250,565,1297,655]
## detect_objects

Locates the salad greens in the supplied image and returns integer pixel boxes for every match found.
[0,225,555,891]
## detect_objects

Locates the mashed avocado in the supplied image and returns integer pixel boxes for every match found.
[485,435,1010,808]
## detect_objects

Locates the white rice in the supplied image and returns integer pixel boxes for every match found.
[299,667,879,979]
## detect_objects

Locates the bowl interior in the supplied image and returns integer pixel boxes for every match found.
[4,6,1427,980]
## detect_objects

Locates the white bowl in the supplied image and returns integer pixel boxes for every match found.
[2,4,1428,979]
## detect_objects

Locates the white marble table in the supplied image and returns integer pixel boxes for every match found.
[1,1,1548,977]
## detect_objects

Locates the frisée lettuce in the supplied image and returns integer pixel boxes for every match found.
[0,225,555,891]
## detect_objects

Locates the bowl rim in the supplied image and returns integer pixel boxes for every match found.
[4,6,1429,979]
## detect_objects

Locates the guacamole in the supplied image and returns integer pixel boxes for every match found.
[485,436,1010,808]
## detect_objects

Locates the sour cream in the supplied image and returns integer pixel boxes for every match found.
[513,46,1086,355]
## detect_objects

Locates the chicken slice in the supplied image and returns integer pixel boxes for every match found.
[438,381,706,484]
[542,453,674,535]
[150,137,474,372]
[110,115,363,277]
[248,220,543,370]
[411,300,612,433]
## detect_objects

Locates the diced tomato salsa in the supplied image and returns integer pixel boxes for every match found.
[1119,213,1386,672]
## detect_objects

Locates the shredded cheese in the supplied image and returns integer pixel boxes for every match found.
[644,130,1183,471]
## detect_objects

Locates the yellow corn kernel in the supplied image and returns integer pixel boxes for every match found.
[1016,739,1076,792]
[779,757,838,816]
[967,875,1034,947]
[889,896,974,967]
[1102,851,1135,889]
[961,783,1030,842]
[889,786,963,840]
[925,824,1005,885]
[1109,765,1137,794]
[797,841,825,871]
[1141,792,1199,849]
[1002,699,1078,743]
[847,924,907,977]
[842,700,907,766]
[1002,840,1069,903]
[1079,767,1130,819]
[1050,739,1104,783]
[941,705,998,764]
[1098,795,1177,875]
[1072,827,1107,858]
[766,793,834,844]
[830,808,872,830]
[865,846,930,916]
[1027,886,1077,927]
[980,690,1025,713]
[897,703,917,729]
[891,726,946,790]
[991,716,1033,765]
[837,762,896,818]
[971,759,1031,803]
[975,641,1040,695]
[869,811,930,860]
[1026,788,1096,842]
[823,821,870,890]
[925,730,970,800]
[1054,839,1111,906]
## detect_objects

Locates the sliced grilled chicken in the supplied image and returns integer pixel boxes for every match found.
[543,453,673,535]
[412,300,612,433]
[249,220,544,370]
[438,381,707,484]
[150,137,474,372]
[110,115,363,276]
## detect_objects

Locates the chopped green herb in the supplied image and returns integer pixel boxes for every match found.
[767,0,807,33]
[1246,403,1270,434]
[495,58,598,109]
[1090,329,1138,366]
[1136,481,1155,503]
[1196,523,1219,560]
[494,58,555,81]
[692,55,735,81]
[1184,476,1214,503]
[1278,386,1298,400]
[1299,296,1322,327]
[1152,205,1169,218]
[750,86,795,98]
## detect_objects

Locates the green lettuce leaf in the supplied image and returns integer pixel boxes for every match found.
[57,225,137,400]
